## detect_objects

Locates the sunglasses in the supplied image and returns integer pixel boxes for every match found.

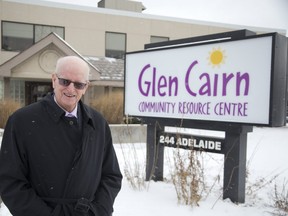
[56,74,88,90]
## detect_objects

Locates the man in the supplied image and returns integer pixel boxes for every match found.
[0,56,122,216]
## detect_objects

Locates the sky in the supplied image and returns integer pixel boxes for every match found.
[41,0,288,36]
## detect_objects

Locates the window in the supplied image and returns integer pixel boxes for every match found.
[2,22,33,51]
[35,25,64,42]
[2,21,64,52]
[0,79,4,101]
[10,79,25,106]
[150,36,169,43]
[105,32,126,59]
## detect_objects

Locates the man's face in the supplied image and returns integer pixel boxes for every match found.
[52,63,89,112]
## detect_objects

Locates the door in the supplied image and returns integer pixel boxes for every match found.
[25,81,53,105]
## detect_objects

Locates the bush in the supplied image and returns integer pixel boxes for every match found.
[0,100,21,128]
[90,92,124,124]
[120,143,147,190]
[169,145,205,206]
[272,179,288,215]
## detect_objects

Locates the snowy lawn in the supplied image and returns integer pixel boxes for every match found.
[0,125,288,215]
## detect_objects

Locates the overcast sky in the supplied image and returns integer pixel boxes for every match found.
[42,0,288,35]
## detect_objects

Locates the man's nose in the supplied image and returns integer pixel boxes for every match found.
[67,82,75,89]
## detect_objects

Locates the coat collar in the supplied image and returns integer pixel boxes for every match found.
[41,93,96,129]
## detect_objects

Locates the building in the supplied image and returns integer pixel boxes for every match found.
[0,0,286,106]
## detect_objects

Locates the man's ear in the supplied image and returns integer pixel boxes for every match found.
[52,73,57,88]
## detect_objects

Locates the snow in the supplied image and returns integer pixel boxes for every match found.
[0,125,288,215]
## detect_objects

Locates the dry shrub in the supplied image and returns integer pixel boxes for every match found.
[120,143,146,191]
[91,92,124,124]
[0,99,21,128]
[272,179,288,215]
[170,144,206,206]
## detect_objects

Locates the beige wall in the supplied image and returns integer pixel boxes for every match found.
[0,0,235,65]
[1,0,285,66]
[0,0,286,107]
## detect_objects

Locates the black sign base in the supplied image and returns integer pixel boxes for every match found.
[144,118,253,203]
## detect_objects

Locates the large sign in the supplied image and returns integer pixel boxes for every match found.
[125,34,277,125]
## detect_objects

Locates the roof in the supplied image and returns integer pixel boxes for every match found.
[85,57,124,81]
[0,32,124,86]
[0,32,101,80]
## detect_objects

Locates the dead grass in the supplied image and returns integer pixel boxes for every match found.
[119,142,147,190]
[271,179,288,215]
[169,143,206,206]
[90,92,124,124]
[0,99,21,128]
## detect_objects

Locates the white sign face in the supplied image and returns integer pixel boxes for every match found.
[125,35,273,125]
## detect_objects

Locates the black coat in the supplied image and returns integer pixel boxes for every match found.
[0,94,122,216]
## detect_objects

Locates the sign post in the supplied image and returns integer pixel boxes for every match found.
[223,125,252,203]
[145,123,164,181]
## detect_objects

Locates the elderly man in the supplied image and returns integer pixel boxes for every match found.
[0,56,122,216]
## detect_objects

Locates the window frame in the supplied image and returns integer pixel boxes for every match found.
[1,20,65,52]
[105,31,127,59]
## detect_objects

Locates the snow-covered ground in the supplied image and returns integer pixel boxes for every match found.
[0,125,288,216]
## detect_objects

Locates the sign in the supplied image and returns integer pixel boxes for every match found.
[141,31,287,204]
[158,132,224,154]
[125,34,275,125]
